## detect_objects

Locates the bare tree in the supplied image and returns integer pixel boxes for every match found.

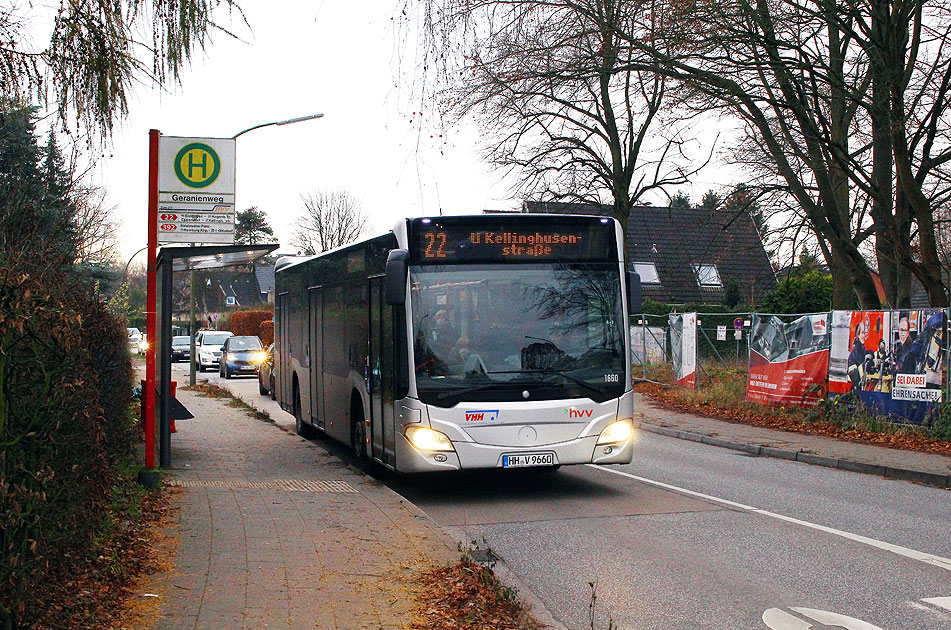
[610,0,951,307]
[399,0,711,234]
[70,185,120,267]
[293,190,369,254]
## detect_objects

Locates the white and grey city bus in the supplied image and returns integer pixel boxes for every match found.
[273,214,641,473]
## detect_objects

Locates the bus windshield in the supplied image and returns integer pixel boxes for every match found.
[410,263,625,406]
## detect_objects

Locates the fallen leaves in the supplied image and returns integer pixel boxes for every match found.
[410,558,543,630]
[634,381,951,457]
[22,484,179,630]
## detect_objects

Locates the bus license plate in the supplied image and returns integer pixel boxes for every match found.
[502,453,555,468]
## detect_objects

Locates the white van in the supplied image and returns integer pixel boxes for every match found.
[195,331,234,372]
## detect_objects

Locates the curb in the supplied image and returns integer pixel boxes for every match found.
[634,421,951,489]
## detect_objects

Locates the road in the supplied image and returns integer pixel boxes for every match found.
[175,362,951,630]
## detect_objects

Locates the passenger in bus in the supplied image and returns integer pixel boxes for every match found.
[432,309,456,344]
[431,309,458,357]
[449,336,471,365]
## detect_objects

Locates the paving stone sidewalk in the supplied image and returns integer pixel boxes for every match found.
[150,389,457,630]
[633,392,951,488]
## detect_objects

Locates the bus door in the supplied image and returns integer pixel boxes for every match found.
[369,277,397,466]
[276,292,292,407]
[308,286,325,430]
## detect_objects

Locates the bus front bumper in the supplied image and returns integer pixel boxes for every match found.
[395,430,635,473]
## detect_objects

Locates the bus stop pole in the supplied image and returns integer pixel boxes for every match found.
[160,259,173,468]
[144,129,159,472]
[189,268,197,386]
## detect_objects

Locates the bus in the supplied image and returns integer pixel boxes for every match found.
[273,214,641,473]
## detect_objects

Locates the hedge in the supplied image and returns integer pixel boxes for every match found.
[259,320,274,346]
[0,270,135,624]
[229,308,272,339]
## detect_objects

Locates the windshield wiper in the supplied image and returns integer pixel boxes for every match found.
[484,369,606,397]
[526,369,606,396]
[435,381,501,400]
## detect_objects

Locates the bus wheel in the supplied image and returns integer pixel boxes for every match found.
[294,385,317,439]
[351,416,367,461]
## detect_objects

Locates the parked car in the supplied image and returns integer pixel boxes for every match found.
[195,331,233,372]
[171,336,191,362]
[258,344,275,398]
[219,336,265,379]
[127,327,142,352]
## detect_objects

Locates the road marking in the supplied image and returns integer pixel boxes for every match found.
[587,465,951,572]
[921,597,951,612]
[762,607,884,629]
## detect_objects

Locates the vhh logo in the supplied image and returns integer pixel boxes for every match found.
[564,408,593,418]
[464,410,499,422]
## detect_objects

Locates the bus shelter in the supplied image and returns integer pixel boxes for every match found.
[154,244,278,468]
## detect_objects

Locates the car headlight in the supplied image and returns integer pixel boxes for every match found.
[227,353,237,361]
[596,419,634,445]
[249,351,266,363]
[404,425,455,452]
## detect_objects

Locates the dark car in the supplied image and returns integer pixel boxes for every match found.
[219,336,265,379]
[258,343,275,399]
[171,335,191,362]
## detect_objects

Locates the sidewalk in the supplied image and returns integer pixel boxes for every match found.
[633,392,951,488]
[149,389,457,630]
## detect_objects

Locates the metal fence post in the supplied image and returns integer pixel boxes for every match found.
[642,314,648,381]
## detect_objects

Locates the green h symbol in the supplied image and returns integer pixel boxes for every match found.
[187,150,208,179]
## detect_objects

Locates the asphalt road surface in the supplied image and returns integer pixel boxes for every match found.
[179,363,951,630]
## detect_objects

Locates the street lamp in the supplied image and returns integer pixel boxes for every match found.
[186,113,325,384]
[231,113,324,139]
[123,245,149,280]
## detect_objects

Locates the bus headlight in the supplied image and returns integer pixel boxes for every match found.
[597,419,634,445]
[404,425,455,452]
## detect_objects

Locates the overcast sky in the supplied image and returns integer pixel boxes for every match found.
[93,1,522,262]
[93,1,732,264]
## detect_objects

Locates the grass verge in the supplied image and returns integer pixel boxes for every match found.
[179,382,274,424]
[636,361,951,456]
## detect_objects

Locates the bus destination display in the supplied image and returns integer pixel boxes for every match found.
[412,218,617,263]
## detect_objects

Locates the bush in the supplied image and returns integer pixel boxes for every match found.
[0,270,134,624]
[229,308,273,338]
[925,405,951,442]
[760,270,833,314]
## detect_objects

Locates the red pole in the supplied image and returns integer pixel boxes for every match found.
[145,129,159,469]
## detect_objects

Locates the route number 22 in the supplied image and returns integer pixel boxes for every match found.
[424,232,447,258]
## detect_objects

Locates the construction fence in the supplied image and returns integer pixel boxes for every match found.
[630,309,950,424]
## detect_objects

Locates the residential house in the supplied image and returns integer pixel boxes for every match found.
[519,201,777,306]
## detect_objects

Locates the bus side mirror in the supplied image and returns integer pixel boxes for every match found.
[627,269,642,314]
[385,249,410,305]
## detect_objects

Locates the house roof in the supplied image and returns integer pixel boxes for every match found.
[255,265,275,296]
[522,201,776,304]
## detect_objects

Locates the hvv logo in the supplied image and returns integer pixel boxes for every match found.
[564,408,593,418]
[464,410,499,422]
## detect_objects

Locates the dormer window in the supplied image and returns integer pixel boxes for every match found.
[692,263,722,287]
[633,262,660,284]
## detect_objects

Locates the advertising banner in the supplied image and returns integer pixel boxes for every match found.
[747,313,830,407]
[828,309,945,423]
[669,313,697,388]
[630,325,665,365]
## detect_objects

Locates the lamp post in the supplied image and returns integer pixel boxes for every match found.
[186,113,324,384]
[123,245,149,281]
[231,114,324,139]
